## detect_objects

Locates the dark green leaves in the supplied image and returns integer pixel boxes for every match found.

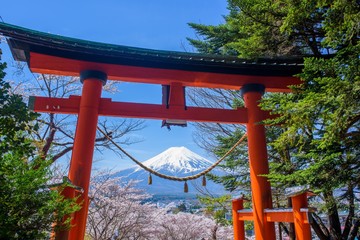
[0,55,79,239]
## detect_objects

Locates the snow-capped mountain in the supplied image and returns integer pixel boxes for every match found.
[133,146,215,174]
[112,147,226,195]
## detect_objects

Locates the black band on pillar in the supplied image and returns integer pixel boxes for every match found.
[240,84,265,98]
[80,70,107,86]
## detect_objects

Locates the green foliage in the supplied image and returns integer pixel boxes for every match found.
[189,0,305,58]
[173,202,187,214]
[0,58,79,239]
[187,22,241,55]
[198,194,232,226]
[190,0,359,58]
[0,155,79,239]
[262,45,360,193]
[207,129,250,192]
[189,0,359,238]
[0,62,38,157]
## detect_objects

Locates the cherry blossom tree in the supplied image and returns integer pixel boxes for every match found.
[86,172,162,240]
[151,212,233,240]
[86,171,234,240]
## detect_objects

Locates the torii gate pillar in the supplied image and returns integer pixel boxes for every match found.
[241,84,276,240]
[66,71,107,240]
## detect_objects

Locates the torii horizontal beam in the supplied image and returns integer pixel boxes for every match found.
[29,95,252,124]
[29,52,300,91]
[236,208,312,223]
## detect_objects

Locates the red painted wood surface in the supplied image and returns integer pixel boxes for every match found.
[29,52,300,92]
[243,90,276,240]
[292,193,312,239]
[30,95,249,124]
[66,79,103,240]
[232,199,246,240]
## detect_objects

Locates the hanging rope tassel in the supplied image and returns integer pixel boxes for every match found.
[202,175,206,187]
[148,173,152,185]
[184,181,188,193]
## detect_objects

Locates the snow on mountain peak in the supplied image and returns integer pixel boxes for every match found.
[136,146,213,174]
[113,146,227,195]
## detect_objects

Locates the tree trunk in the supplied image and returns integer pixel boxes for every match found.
[211,224,218,240]
[342,185,355,240]
[323,191,342,240]
[278,222,283,240]
[279,222,289,236]
[310,213,330,240]
[349,218,359,240]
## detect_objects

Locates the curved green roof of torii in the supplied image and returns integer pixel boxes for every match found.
[0,22,304,75]
[0,22,308,91]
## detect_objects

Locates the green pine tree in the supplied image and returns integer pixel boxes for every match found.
[0,56,79,239]
[188,0,359,239]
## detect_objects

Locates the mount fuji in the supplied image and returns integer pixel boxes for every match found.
[112,147,227,196]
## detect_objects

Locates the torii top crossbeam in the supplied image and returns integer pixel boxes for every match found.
[0,22,302,91]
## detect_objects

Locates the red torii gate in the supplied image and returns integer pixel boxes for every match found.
[0,22,312,240]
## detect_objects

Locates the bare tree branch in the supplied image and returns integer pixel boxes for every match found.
[10,70,145,164]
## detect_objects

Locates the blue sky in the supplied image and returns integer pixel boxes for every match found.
[1,1,229,169]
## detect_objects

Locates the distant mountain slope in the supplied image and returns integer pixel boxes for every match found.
[112,147,227,195]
